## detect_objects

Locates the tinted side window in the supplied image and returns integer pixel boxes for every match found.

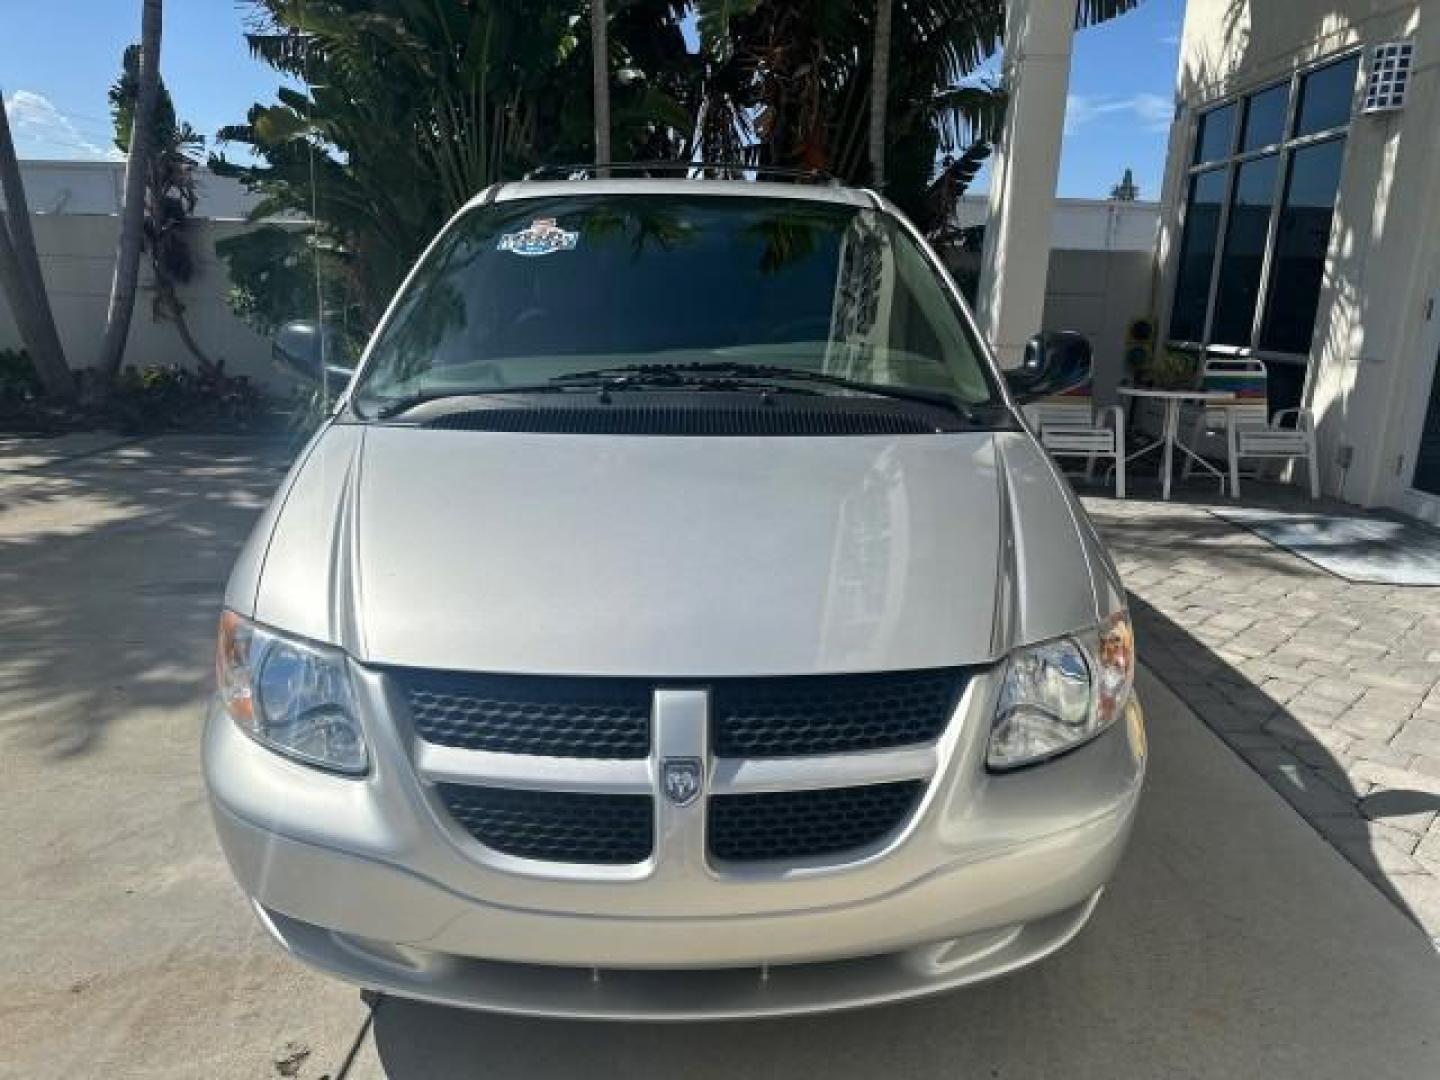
[1259,139,1346,353]
[1169,168,1227,341]
[1295,55,1359,136]
[1193,103,1236,164]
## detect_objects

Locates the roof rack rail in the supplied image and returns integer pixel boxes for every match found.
[523,161,840,186]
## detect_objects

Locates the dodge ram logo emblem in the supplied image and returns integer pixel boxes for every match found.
[661,758,703,806]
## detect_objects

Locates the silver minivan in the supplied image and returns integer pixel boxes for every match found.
[204,174,1145,1020]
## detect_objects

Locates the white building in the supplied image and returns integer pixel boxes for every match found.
[1158,0,1440,520]
[981,0,1440,522]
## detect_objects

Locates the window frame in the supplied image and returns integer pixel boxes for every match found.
[1167,50,1362,373]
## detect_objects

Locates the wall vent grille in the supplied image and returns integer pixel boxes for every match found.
[1362,42,1413,114]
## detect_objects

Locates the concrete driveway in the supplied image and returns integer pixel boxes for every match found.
[2,435,1438,1079]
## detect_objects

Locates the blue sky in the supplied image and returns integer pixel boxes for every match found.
[0,0,1182,200]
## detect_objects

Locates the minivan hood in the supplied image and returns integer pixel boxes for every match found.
[239,424,1101,677]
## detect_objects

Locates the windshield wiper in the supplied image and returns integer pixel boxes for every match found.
[552,362,988,421]
[370,382,608,419]
[368,371,824,420]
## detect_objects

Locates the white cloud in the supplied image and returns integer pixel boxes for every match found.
[3,90,124,161]
[1066,92,1173,135]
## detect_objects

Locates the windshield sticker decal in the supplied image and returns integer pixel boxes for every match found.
[497,218,579,257]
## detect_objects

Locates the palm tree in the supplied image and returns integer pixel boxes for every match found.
[694,0,1008,226]
[110,44,217,374]
[593,0,611,172]
[215,1,695,330]
[695,0,1142,233]
[0,95,73,399]
[99,0,163,381]
[869,0,892,189]
[211,1,1141,340]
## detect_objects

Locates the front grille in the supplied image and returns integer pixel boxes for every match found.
[395,670,651,759]
[708,781,924,862]
[712,669,966,757]
[439,784,653,864]
[407,668,955,868]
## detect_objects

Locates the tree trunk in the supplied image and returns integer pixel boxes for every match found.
[868,0,893,189]
[97,0,163,380]
[158,284,220,376]
[0,96,74,399]
[591,0,611,175]
[0,223,49,375]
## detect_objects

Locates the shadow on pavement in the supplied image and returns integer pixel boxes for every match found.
[0,434,293,759]
[1125,589,1440,934]
[1081,479,1440,938]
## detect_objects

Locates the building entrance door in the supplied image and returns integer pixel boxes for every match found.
[1399,280,1440,523]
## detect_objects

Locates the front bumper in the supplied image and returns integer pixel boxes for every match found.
[204,667,1145,1018]
[249,889,1104,1020]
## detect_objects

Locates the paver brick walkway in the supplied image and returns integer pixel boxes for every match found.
[1085,487,1440,943]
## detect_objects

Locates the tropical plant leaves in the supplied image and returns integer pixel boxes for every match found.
[694,0,760,56]
[215,0,1143,336]
[931,83,1007,151]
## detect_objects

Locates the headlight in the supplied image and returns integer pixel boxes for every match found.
[216,611,368,774]
[987,611,1135,771]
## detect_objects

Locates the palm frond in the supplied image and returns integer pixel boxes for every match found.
[694,0,760,57]
[243,32,312,78]
[1075,0,1145,29]
[925,140,992,241]
[908,1,1005,88]
[930,83,1006,151]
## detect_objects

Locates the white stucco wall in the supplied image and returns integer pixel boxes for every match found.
[1158,0,1440,510]
[14,159,263,220]
[0,162,304,388]
[955,195,1159,252]
[1043,249,1155,406]
[0,214,288,387]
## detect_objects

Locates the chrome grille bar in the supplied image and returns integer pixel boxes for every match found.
[709,746,936,794]
[417,742,936,796]
[416,742,651,794]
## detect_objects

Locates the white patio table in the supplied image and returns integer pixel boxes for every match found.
[1117,386,1236,501]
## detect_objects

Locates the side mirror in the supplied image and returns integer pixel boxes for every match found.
[1004,331,1093,403]
[273,320,356,387]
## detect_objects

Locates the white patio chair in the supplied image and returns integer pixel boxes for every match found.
[1227,409,1321,499]
[1024,385,1126,498]
[1178,355,1319,499]
[1181,355,1270,484]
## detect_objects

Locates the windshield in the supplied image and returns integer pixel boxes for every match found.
[353,193,1001,415]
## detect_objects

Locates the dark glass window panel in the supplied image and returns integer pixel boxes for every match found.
[1209,154,1280,346]
[1260,138,1345,353]
[1295,55,1359,136]
[1413,348,1440,497]
[1168,168,1227,341]
[1241,83,1289,150]
[1193,103,1236,164]
[1267,358,1308,418]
